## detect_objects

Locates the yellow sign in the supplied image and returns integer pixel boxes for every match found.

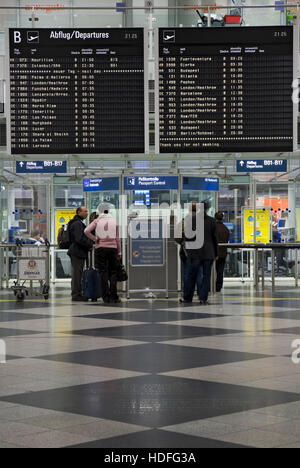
[56,209,76,242]
[244,208,271,244]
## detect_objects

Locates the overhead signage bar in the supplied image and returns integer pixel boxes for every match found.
[182,176,219,191]
[124,176,179,191]
[16,160,67,173]
[83,177,120,192]
[236,159,287,173]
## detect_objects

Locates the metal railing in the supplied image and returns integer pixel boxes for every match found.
[1,242,300,292]
[0,4,299,10]
[220,243,300,290]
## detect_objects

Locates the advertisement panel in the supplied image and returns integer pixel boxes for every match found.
[55,209,76,243]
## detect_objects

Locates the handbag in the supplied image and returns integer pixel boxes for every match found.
[116,261,128,282]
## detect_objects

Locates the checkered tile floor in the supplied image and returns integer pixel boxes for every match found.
[1,285,300,448]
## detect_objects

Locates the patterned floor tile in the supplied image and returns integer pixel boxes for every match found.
[1,375,300,428]
[34,343,269,373]
[61,323,242,341]
[68,429,249,448]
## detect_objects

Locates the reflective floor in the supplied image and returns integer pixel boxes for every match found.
[0,285,300,448]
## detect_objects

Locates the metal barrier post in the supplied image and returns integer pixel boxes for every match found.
[0,246,3,290]
[210,260,217,296]
[165,235,169,299]
[271,248,275,291]
[254,248,259,289]
[261,248,265,290]
[6,246,9,290]
[295,249,299,288]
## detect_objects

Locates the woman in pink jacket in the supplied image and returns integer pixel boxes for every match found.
[85,205,121,304]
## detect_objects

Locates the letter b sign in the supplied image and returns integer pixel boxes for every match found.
[14,31,22,43]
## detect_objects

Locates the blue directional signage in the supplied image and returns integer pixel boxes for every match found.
[182,177,219,191]
[83,177,120,192]
[236,160,287,173]
[16,161,67,174]
[116,2,126,12]
[124,176,179,191]
[275,1,284,12]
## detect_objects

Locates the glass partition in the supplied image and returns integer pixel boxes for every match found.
[0,180,7,242]
[219,181,251,280]
[7,184,48,243]
[54,185,85,208]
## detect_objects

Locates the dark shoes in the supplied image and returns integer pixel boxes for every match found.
[102,296,121,304]
[72,296,88,302]
[199,300,209,305]
[180,299,193,304]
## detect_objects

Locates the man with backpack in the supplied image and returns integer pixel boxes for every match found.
[67,206,94,302]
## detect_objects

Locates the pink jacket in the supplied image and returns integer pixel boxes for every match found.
[84,214,121,255]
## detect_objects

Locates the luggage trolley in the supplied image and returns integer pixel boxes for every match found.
[11,241,51,301]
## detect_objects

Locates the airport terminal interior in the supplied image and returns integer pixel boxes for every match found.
[1,0,300,449]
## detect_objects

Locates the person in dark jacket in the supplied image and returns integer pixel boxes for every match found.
[176,202,203,300]
[215,212,230,292]
[68,206,93,302]
[177,201,218,304]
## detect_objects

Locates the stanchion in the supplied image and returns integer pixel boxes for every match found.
[261,248,265,290]
[0,246,3,290]
[271,249,275,291]
[295,249,299,288]
[254,248,259,289]
[5,246,9,290]
[210,260,217,296]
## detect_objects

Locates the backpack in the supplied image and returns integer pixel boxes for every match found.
[57,224,71,249]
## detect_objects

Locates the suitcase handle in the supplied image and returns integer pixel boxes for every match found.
[86,246,96,269]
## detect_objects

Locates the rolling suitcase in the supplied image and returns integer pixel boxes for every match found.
[82,250,102,301]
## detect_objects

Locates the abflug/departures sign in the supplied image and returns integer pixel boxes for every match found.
[158,26,295,153]
[8,28,146,155]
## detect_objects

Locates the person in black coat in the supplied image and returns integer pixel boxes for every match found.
[68,206,93,302]
[179,201,218,305]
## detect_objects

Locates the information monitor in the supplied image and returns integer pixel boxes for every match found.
[156,26,296,153]
[8,28,147,154]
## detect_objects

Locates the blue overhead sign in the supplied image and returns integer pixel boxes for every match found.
[16,161,67,174]
[116,2,126,12]
[83,177,120,192]
[236,160,287,173]
[182,177,219,191]
[124,176,179,191]
[275,1,284,11]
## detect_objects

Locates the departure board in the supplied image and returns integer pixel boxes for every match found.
[157,27,295,153]
[8,28,146,154]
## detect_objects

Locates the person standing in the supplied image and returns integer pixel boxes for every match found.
[177,201,218,305]
[215,212,230,292]
[85,205,122,304]
[67,206,94,302]
[176,205,203,301]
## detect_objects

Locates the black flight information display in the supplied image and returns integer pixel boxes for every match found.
[157,27,295,153]
[8,28,146,154]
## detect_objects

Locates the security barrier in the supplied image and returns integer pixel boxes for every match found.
[1,242,300,294]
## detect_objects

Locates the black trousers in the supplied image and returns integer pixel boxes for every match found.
[70,256,85,299]
[216,257,226,292]
[95,248,118,301]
